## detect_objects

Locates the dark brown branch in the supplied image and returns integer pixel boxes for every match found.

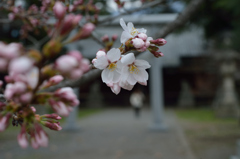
[98,0,166,25]
[40,0,205,92]
[41,69,101,92]
[157,0,205,38]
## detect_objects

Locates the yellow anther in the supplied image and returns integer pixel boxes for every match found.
[108,63,117,72]
[129,65,139,74]
[131,27,138,36]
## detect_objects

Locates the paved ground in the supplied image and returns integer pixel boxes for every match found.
[0,108,196,159]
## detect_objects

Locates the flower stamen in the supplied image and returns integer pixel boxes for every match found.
[131,27,138,36]
[129,65,139,74]
[108,63,117,72]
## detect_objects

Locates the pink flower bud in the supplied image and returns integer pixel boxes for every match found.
[43,114,62,120]
[70,69,83,79]
[8,13,15,21]
[9,57,33,74]
[49,75,64,85]
[20,92,33,103]
[31,138,39,149]
[108,83,121,95]
[0,58,8,72]
[150,38,167,46]
[101,35,109,42]
[17,125,28,148]
[132,38,145,49]
[53,1,66,20]
[43,121,62,131]
[80,59,90,72]
[112,34,118,41]
[67,50,83,61]
[49,99,70,117]
[137,33,147,41]
[0,42,22,59]
[55,55,78,72]
[0,114,11,132]
[35,124,48,147]
[96,51,106,58]
[31,106,36,113]
[60,14,82,36]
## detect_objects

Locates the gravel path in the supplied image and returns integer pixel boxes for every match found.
[0,108,196,159]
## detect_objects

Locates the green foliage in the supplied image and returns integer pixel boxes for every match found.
[184,0,240,51]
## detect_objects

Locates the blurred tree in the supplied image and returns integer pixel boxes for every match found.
[183,0,240,51]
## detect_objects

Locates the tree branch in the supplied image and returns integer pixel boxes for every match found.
[98,0,166,25]
[157,0,205,38]
[41,0,205,92]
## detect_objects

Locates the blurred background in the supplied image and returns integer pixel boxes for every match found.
[0,0,240,159]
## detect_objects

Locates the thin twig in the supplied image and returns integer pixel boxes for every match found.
[157,0,205,38]
[98,0,167,25]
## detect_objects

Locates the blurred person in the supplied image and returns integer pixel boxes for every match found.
[130,89,145,118]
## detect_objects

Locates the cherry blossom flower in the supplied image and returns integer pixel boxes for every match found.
[93,48,122,84]
[120,18,146,44]
[121,53,151,86]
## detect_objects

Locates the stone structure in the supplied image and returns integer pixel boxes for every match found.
[178,80,195,108]
[212,50,240,118]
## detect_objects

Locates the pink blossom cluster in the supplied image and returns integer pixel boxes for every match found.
[92,48,150,95]
[92,19,166,94]
[55,50,90,79]
[0,0,167,149]
[120,18,167,57]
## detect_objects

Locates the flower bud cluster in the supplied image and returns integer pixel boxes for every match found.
[48,87,79,117]
[0,42,23,72]
[18,123,49,149]
[101,34,118,51]
[54,50,90,79]
[119,18,167,57]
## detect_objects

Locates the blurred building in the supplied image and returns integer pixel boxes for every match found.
[66,14,218,107]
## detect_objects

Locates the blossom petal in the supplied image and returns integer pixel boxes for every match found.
[120,31,132,44]
[134,59,151,69]
[120,18,128,31]
[112,71,121,83]
[137,28,147,34]
[101,69,114,83]
[107,48,121,62]
[120,81,134,91]
[127,74,137,85]
[94,56,108,69]
[133,69,148,83]
[121,53,135,65]
[120,66,129,82]
[127,22,134,32]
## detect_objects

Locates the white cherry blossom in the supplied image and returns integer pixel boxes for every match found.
[121,53,151,86]
[120,18,147,44]
[93,48,122,84]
